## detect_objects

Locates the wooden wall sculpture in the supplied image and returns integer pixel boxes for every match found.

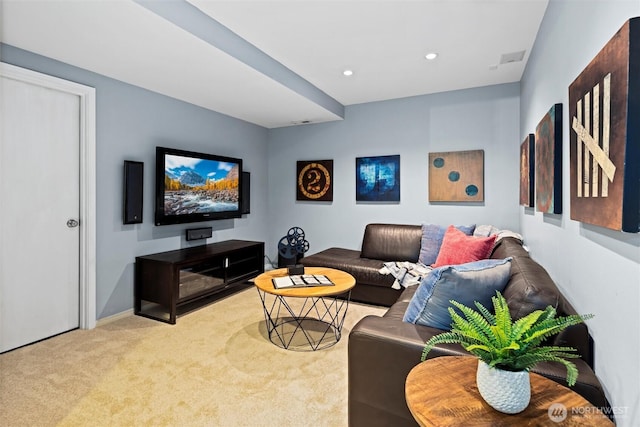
[535,104,563,214]
[569,18,640,232]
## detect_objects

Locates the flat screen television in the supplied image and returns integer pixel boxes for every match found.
[155,146,243,226]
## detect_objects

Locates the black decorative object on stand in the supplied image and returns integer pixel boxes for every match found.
[277,227,310,267]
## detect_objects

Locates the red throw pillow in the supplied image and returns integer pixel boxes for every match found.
[432,225,496,267]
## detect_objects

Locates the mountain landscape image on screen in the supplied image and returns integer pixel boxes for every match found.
[164,154,240,215]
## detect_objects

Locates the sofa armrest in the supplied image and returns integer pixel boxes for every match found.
[348,315,467,427]
[531,359,609,410]
[553,322,593,368]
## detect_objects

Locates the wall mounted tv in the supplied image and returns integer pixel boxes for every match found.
[155,147,243,226]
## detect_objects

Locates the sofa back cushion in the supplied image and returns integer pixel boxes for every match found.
[360,223,422,262]
[491,236,530,259]
[501,255,566,319]
[489,237,572,319]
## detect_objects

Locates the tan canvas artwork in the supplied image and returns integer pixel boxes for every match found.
[429,150,484,202]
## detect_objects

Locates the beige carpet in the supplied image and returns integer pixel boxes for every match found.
[0,288,385,427]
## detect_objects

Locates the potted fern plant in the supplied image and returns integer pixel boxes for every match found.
[421,291,593,414]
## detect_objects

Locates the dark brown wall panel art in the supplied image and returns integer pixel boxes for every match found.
[535,104,563,214]
[569,18,640,232]
[519,134,535,208]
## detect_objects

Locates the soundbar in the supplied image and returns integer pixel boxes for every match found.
[186,227,213,241]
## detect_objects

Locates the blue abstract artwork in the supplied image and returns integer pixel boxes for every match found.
[356,155,400,202]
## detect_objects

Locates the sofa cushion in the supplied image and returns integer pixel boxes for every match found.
[403,257,512,330]
[418,223,475,265]
[501,255,562,319]
[432,225,496,267]
[360,223,422,262]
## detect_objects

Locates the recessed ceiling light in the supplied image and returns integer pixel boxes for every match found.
[343,69,354,76]
[425,53,438,60]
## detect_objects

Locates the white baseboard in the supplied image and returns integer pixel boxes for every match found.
[96,309,134,327]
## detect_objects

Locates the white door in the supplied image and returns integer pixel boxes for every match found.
[0,73,81,352]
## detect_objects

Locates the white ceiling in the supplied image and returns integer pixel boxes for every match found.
[0,0,548,128]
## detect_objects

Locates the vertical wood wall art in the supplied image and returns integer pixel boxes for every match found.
[428,150,484,202]
[519,134,535,207]
[569,18,640,233]
[535,103,563,214]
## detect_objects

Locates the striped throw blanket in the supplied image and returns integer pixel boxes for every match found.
[379,261,433,290]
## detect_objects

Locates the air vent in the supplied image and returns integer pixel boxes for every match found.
[499,50,526,64]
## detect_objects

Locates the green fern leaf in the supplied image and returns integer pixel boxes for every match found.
[474,300,495,324]
[450,301,497,347]
[491,292,513,344]
[511,309,545,341]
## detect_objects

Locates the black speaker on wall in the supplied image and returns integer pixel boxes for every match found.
[123,160,144,224]
[241,171,250,215]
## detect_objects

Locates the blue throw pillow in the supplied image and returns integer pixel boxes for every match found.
[403,257,512,330]
[418,223,475,265]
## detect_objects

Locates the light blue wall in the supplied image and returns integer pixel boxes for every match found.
[520,1,640,424]
[1,44,270,319]
[266,83,521,262]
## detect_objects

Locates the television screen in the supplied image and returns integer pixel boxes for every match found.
[155,147,243,225]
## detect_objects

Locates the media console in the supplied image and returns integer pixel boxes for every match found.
[135,239,264,324]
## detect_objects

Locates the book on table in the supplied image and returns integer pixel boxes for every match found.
[272,274,335,289]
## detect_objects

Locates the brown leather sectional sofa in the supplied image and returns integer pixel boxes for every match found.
[301,223,610,426]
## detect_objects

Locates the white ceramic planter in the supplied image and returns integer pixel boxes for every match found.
[476,360,531,414]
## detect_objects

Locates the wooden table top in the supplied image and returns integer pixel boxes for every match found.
[405,356,614,427]
[253,267,355,298]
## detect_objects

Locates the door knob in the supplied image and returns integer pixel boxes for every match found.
[66,219,79,228]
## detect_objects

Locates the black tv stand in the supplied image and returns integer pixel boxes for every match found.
[135,239,264,324]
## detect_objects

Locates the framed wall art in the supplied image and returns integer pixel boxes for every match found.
[569,18,640,233]
[296,160,333,201]
[355,155,400,202]
[535,103,563,214]
[519,134,535,208]
[428,150,484,202]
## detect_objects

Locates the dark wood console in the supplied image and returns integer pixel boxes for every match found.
[135,239,264,324]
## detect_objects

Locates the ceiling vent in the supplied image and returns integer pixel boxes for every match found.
[499,50,526,64]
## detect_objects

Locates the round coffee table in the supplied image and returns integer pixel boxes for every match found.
[253,267,355,351]
[405,356,614,426]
